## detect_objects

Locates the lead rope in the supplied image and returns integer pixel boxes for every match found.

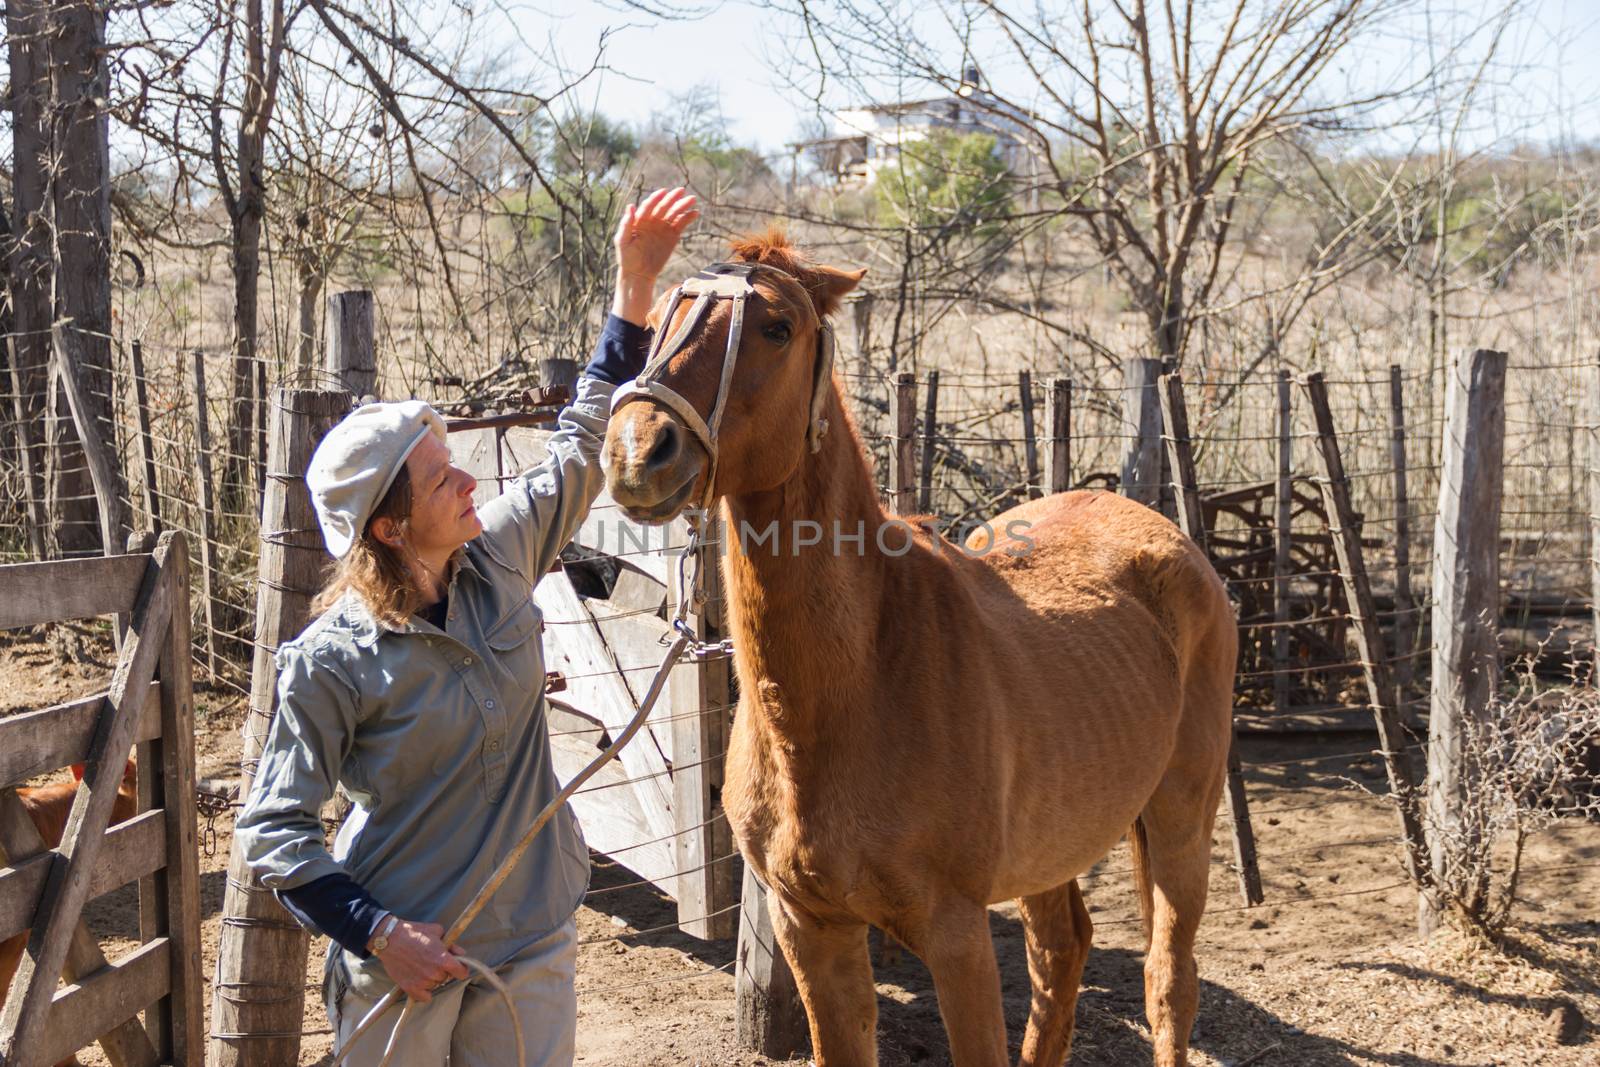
[337,522,723,1064]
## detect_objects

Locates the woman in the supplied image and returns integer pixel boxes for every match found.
[235,188,699,1066]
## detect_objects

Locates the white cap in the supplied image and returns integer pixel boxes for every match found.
[306,400,447,558]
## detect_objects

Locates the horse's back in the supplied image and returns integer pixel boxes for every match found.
[971,490,1226,628]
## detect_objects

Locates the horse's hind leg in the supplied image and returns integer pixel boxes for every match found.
[1135,725,1227,1066]
[1016,880,1093,1067]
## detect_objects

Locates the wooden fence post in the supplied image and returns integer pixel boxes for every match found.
[130,340,162,532]
[539,357,579,400]
[1302,372,1431,895]
[189,350,220,682]
[1044,376,1071,494]
[255,356,268,516]
[735,865,807,1058]
[1422,348,1507,935]
[671,514,737,939]
[325,289,377,398]
[1159,372,1264,907]
[1591,347,1600,683]
[889,372,917,514]
[1274,370,1293,715]
[5,340,49,557]
[210,387,351,1067]
[1120,357,1164,507]
[1020,370,1040,498]
[1389,365,1418,706]
[919,369,939,513]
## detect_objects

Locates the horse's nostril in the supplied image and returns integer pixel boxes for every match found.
[644,422,680,471]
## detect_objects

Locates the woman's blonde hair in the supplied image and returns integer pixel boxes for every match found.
[312,465,427,628]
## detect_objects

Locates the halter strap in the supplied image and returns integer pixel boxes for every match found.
[609,261,835,509]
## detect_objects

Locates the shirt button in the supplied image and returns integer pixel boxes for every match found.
[463,656,473,666]
[488,740,501,751]
[485,699,496,709]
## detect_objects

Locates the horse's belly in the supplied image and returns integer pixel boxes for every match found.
[989,810,1143,902]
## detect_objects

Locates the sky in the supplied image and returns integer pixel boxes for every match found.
[527,0,1600,156]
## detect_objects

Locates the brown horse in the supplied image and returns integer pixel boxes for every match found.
[602,230,1235,1067]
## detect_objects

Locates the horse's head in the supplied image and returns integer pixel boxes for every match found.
[603,228,865,524]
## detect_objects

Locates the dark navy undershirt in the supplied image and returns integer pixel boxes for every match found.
[581,313,653,386]
[273,314,652,959]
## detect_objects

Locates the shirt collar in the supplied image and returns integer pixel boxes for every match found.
[343,549,477,647]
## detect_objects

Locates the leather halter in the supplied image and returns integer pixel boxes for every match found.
[608,261,836,509]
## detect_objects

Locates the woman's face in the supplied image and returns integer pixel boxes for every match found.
[399,434,482,554]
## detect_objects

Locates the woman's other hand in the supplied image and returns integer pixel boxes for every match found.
[371,919,470,1003]
[613,187,699,326]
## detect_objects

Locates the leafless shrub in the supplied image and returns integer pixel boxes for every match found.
[1425,659,1600,943]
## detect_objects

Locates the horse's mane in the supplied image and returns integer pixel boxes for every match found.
[727,226,853,318]
[728,225,807,276]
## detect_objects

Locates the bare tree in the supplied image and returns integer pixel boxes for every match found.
[756,0,1518,371]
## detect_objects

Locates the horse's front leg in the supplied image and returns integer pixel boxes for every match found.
[768,895,878,1067]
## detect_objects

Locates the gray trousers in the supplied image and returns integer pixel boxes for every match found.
[329,917,577,1067]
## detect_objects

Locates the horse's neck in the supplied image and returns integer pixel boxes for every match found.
[720,390,887,737]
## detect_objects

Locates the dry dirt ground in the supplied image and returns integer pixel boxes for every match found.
[4,630,1599,1067]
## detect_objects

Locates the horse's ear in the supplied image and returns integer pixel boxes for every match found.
[803,265,867,319]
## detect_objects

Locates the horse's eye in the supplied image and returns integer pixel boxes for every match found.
[762,322,792,345]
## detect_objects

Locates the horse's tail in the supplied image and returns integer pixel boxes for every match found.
[1129,816,1154,953]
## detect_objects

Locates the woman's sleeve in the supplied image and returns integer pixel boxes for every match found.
[473,314,652,581]
[235,643,363,891]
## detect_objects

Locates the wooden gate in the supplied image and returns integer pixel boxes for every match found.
[0,532,203,1067]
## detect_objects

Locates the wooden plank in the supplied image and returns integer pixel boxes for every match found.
[190,349,220,681]
[1274,370,1293,715]
[888,372,916,514]
[448,427,501,505]
[0,789,160,1067]
[1044,376,1071,494]
[0,534,178,1064]
[1301,372,1431,894]
[0,554,148,630]
[609,564,668,618]
[0,684,162,788]
[325,289,377,397]
[549,733,676,890]
[1423,349,1507,935]
[130,340,162,531]
[33,938,172,1067]
[1388,365,1418,705]
[214,388,347,1067]
[1158,373,1263,908]
[591,610,679,767]
[918,370,939,513]
[670,515,736,939]
[1019,370,1040,499]
[157,542,204,1063]
[734,864,806,1057]
[0,809,166,942]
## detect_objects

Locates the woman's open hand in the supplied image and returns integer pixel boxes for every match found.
[613,187,699,325]
[371,918,469,1003]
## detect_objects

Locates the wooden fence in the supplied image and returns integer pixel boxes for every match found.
[0,531,203,1067]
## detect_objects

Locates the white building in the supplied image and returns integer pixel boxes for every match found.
[792,66,1038,186]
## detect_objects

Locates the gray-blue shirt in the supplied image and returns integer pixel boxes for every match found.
[236,374,618,998]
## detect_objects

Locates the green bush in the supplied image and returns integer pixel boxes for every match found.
[875,130,1011,236]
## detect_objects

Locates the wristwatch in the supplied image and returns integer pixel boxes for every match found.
[369,913,399,955]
